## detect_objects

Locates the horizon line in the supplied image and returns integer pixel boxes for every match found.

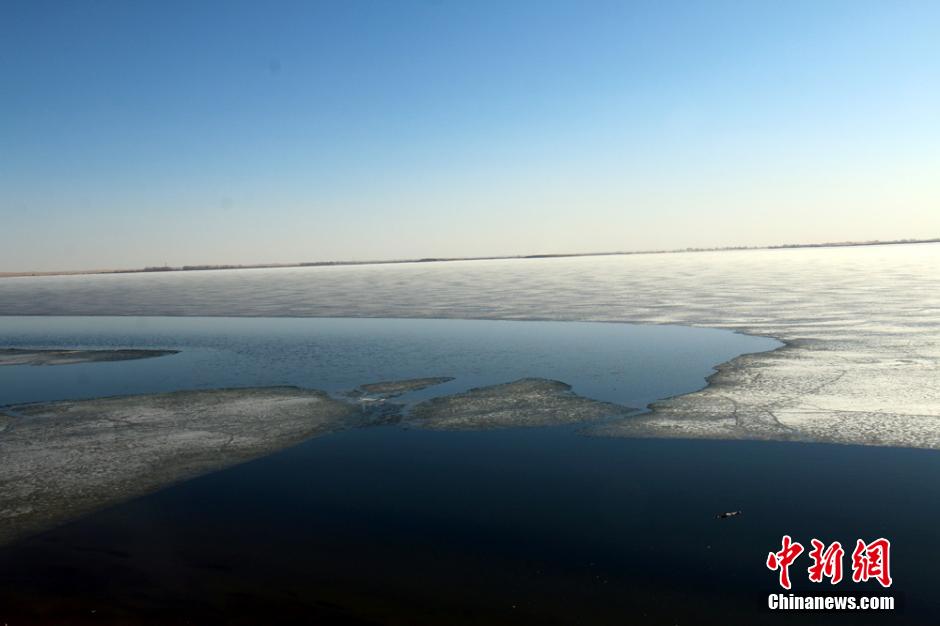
[2,236,938,279]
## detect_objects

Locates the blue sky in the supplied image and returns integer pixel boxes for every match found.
[2,0,938,271]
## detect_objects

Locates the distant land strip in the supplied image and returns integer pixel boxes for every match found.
[2,237,938,279]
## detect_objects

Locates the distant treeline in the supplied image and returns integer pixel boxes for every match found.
[98,237,940,276]
[768,238,938,249]
[139,264,249,272]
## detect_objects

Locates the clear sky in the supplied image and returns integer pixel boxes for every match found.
[2,1,938,271]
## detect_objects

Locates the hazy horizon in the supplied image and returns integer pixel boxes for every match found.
[3,1,939,273]
[3,235,940,276]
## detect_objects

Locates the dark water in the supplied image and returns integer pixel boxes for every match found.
[0,317,933,624]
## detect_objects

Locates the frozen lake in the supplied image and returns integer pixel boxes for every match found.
[0,315,937,624]
[2,242,938,448]
[1,243,938,623]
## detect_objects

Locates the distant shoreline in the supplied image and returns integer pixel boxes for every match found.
[2,237,937,279]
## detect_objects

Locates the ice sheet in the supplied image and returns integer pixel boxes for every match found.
[1,243,937,448]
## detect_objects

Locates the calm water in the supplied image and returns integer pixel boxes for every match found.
[0,315,776,407]
[0,316,935,624]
